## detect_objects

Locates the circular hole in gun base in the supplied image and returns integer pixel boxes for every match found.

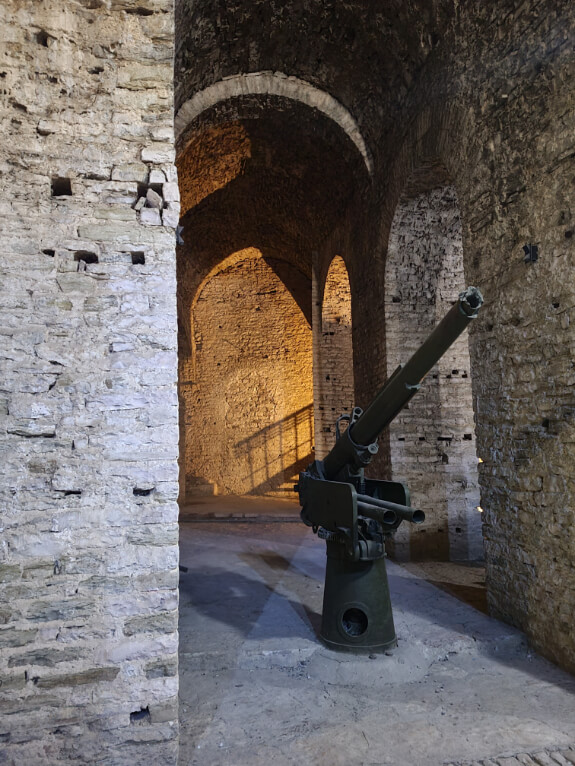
[341,608,368,637]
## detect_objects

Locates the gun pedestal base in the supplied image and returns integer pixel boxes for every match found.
[320,542,397,653]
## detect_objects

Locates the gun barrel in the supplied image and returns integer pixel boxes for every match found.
[322,287,483,480]
[356,493,425,524]
[357,501,397,525]
[351,286,483,447]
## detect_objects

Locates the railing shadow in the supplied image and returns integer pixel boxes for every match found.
[234,404,314,495]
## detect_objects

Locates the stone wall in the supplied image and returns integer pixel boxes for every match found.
[385,184,481,561]
[180,249,313,498]
[450,3,575,670]
[369,1,575,669]
[0,1,179,763]
[2,8,575,764]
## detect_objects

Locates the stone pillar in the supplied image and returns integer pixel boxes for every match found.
[0,3,180,763]
[315,256,355,459]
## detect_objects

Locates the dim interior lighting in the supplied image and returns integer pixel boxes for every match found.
[478,457,483,463]
[477,506,484,513]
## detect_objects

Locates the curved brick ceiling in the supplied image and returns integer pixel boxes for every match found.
[175,72,374,175]
[174,0,454,288]
[176,101,366,289]
[175,0,452,160]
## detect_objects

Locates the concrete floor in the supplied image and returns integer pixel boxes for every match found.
[178,499,575,766]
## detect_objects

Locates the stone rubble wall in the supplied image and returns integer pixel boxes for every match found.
[451,3,575,672]
[0,1,179,763]
[385,185,481,562]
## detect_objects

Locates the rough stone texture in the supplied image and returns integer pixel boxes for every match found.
[179,248,313,498]
[314,255,354,460]
[2,0,575,760]
[0,1,179,763]
[444,748,575,766]
[385,184,481,562]
[174,0,575,675]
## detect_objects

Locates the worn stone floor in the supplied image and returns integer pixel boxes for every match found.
[178,499,575,766]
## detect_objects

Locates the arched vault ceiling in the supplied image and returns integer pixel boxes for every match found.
[176,105,365,283]
[175,0,454,159]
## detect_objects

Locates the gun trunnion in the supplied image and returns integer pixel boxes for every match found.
[297,287,484,652]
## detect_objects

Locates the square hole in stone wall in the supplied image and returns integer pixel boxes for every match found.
[51,177,72,196]
[74,251,98,264]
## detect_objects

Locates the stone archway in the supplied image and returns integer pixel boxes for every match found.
[314,255,354,459]
[181,248,313,498]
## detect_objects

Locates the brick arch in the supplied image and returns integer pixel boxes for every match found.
[175,72,374,176]
[314,255,355,459]
[179,247,313,500]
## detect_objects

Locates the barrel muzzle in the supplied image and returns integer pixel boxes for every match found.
[459,286,484,318]
[394,507,425,524]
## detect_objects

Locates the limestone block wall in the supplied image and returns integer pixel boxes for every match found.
[0,2,179,763]
[180,249,313,498]
[385,185,481,561]
[315,255,355,459]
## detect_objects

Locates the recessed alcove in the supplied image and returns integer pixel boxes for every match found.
[175,97,367,507]
[180,248,313,498]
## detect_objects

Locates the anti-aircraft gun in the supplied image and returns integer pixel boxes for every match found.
[297,287,484,652]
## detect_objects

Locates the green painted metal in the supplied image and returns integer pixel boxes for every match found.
[321,545,396,652]
[298,287,484,652]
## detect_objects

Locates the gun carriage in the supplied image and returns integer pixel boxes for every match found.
[297,287,484,651]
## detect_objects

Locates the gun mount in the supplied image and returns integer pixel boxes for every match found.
[297,286,484,652]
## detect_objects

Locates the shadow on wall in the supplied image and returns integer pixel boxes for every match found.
[234,404,314,496]
[180,249,314,499]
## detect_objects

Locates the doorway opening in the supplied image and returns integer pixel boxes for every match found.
[180,247,313,499]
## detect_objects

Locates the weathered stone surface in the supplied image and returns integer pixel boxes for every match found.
[8,647,85,668]
[123,610,178,637]
[2,0,575,763]
[144,656,178,679]
[111,164,149,183]
[34,666,119,689]
[384,185,481,561]
[0,1,179,763]
[0,628,38,648]
[145,187,163,209]
[141,145,176,164]
[140,207,162,225]
[162,182,180,202]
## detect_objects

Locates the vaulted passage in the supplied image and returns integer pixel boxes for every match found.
[180,248,313,497]
[3,1,575,763]
[175,90,367,505]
